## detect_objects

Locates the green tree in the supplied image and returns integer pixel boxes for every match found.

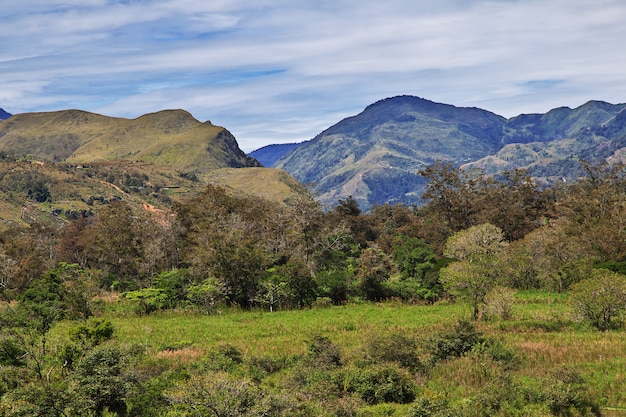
[391,235,437,281]
[569,269,626,330]
[418,161,482,233]
[356,247,393,301]
[186,277,224,314]
[440,224,507,319]
[71,346,138,417]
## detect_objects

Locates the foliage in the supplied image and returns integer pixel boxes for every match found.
[338,363,416,404]
[305,334,342,368]
[71,345,139,417]
[392,235,437,281]
[441,224,507,319]
[186,277,224,314]
[425,320,484,364]
[362,332,422,371]
[357,247,393,301]
[569,269,626,330]
[483,285,517,321]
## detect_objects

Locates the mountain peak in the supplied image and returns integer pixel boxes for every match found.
[0,108,12,120]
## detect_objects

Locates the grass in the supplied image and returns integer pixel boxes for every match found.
[57,291,626,415]
[105,301,468,357]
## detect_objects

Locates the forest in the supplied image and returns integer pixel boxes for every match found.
[1,161,626,416]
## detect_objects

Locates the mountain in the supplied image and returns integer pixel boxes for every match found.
[0,108,11,120]
[249,142,302,167]
[274,96,506,209]
[270,96,626,210]
[0,109,315,228]
[0,109,260,170]
[466,101,626,181]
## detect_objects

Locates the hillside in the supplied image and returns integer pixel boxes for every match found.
[0,109,316,228]
[272,96,626,210]
[0,109,260,170]
[0,108,11,120]
[274,96,506,209]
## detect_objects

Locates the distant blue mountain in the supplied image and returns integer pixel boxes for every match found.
[0,108,11,120]
[248,142,303,167]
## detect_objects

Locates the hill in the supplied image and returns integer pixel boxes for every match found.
[0,109,260,170]
[272,96,626,210]
[0,108,11,120]
[0,109,314,228]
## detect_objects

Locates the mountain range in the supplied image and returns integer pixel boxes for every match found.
[251,96,626,209]
[2,95,626,225]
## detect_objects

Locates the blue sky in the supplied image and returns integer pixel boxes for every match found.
[1,0,625,152]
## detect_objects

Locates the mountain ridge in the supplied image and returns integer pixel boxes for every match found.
[0,108,260,170]
[253,96,626,209]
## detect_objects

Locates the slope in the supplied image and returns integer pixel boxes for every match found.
[275,95,506,209]
[0,109,259,170]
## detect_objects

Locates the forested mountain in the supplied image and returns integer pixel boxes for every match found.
[263,96,626,209]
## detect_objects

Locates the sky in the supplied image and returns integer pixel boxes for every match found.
[1,1,626,152]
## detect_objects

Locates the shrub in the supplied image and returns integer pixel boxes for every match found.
[339,364,416,404]
[363,332,422,371]
[406,391,455,417]
[305,334,341,368]
[569,269,626,330]
[201,344,244,372]
[483,285,516,321]
[541,368,601,417]
[167,371,261,417]
[425,320,483,364]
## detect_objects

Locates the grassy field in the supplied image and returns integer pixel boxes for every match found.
[59,291,625,416]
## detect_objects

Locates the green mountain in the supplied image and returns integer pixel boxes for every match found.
[273,96,506,209]
[0,109,312,228]
[0,109,259,169]
[270,96,626,210]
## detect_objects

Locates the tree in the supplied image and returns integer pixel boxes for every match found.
[569,269,626,330]
[418,161,482,233]
[357,247,393,301]
[391,235,437,281]
[72,346,138,417]
[440,224,507,319]
[187,278,224,314]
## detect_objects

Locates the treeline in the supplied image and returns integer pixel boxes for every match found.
[1,161,625,317]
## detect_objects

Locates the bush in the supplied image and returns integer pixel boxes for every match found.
[406,391,455,417]
[569,269,626,330]
[425,320,483,364]
[363,332,422,371]
[483,285,516,321]
[541,368,601,417]
[339,364,416,404]
[305,334,341,368]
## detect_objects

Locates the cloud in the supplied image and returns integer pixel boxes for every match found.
[1,0,626,151]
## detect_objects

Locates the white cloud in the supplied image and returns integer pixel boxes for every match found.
[1,0,626,151]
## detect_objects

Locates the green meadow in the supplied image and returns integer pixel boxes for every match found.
[66,291,626,416]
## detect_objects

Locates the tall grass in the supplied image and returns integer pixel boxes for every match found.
[88,290,626,414]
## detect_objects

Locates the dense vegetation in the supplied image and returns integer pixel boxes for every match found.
[1,160,626,416]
